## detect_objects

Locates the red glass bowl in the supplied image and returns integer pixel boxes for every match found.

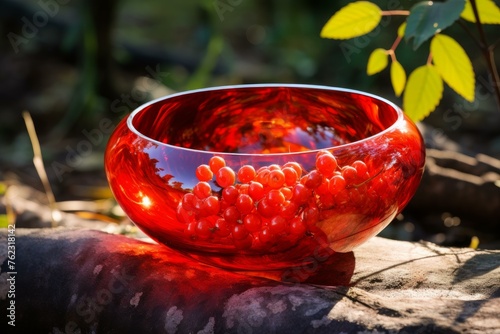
[105,84,425,271]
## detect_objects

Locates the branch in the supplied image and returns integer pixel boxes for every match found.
[381,10,410,16]
[469,0,500,112]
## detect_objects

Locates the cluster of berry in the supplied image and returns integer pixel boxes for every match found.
[176,152,372,251]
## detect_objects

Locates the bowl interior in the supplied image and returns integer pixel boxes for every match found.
[131,86,400,154]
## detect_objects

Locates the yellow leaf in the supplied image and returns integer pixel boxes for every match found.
[321,1,382,39]
[367,48,389,75]
[391,60,406,97]
[469,236,480,249]
[397,22,407,37]
[431,34,475,102]
[403,65,443,122]
[461,0,500,24]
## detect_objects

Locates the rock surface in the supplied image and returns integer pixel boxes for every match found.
[1,228,499,334]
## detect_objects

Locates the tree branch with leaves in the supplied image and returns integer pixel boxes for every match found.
[320,0,500,122]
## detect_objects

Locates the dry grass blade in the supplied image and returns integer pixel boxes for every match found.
[4,186,17,226]
[22,111,61,227]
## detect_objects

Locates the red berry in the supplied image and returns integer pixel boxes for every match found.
[270,216,287,234]
[209,156,226,174]
[223,206,240,223]
[259,227,275,244]
[319,193,335,209]
[282,162,302,178]
[232,224,249,240]
[316,152,338,177]
[243,213,262,232]
[306,175,319,189]
[280,187,293,200]
[185,221,197,238]
[196,218,213,239]
[248,181,265,201]
[315,150,327,159]
[219,200,230,212]
[352,160,369,181]
[193,182,212,199]
[267,189,286,207]
[303,170,323,189]
[200,196,220,217]
[214,218,231,237]
[222,185,239,204]
[292,183,310,205]
[256,166,268,173]
[181,192,198,211]
[255,168,270,186]
[195,164,213,182]
[280,200,299,219]
[257,198,277,218]
[216,166,236,188]
[329,175,346,195]
[289,217,306,235]
[268,164,281,171]
[315,178,330,196]
[194,198,205,213]
[235,194,254,215]
[239,183,249,195]
[237,165,256,183]
[282,167,299,186]
[341,166,358,184]
[268,169,285,189]
[177,204,196,224]
[303,206,319,225]
[352,160,368,175]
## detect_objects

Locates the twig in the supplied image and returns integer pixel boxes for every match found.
[389,35,403,53]
[22,111,61,227]
[491,38,500,50]
[469,0,500,112]
[456,19,482,50]
[426,52,433,65]
[381,10,410,16]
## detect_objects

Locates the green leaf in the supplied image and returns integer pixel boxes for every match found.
[461,0,500,24]
[321,1,382,40]
[367,48,389,75]
[431,34,475,101]
[391,60,406,97]
[405,0,466,50]
[403,64,443,121]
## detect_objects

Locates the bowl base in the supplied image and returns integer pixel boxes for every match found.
[178,245,336,282]
[167,237,334,273]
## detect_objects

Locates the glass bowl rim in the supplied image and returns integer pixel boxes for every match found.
[126,83,405,156]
